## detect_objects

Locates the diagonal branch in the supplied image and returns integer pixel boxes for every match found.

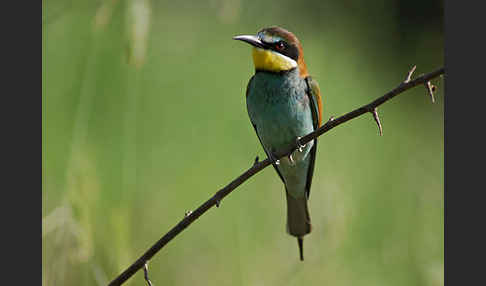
[107,66,444,286]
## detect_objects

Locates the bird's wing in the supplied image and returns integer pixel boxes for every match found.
[246,75,286,184]
[303,76,323,198]
[305,76,323,128]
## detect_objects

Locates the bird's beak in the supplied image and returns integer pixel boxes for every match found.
[233,35,265,49]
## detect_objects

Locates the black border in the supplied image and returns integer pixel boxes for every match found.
[3,1,41,285]
[445,0,486,284]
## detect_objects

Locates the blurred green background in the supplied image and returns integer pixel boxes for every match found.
[42,0,443,285]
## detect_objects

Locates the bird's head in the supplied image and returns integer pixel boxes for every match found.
[233,26,308,77]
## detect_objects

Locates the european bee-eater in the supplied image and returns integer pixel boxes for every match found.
[233,26,323,261]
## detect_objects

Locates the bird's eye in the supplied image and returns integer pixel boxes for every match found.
[275,41,285,51]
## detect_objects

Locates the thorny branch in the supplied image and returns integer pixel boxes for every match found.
[108,66,444,286]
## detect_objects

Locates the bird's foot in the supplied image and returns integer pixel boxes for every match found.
[296,136,306,152]
[288,153,295,166]
[268,152,280,165]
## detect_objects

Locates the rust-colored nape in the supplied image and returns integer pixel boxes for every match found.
[297,43,309,78]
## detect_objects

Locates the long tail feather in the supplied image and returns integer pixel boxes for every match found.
[297,237,304,261]
[286,191,311,260]
[286,192,311,236]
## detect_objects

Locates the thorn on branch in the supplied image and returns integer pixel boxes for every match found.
[404,65,417,83]
[253,156,259,166]
[425,81,436,103]
[184,210,193,217]
[144,263,153,286]
[327,116,335,123]
[215,199,220,208]
[371,108,383,136]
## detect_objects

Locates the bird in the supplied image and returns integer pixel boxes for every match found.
[233,26,323,261]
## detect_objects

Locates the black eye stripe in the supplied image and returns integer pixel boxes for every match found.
[260,39,299,61]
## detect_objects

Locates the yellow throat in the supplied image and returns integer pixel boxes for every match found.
[252,47,297,72]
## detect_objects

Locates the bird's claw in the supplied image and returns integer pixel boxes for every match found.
[296,136,306,152]
[288,153,295,166]
[268,152,280,165]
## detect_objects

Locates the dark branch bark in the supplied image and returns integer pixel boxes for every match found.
[108,66,444,286]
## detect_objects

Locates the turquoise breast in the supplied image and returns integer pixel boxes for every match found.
[247,68,313,153]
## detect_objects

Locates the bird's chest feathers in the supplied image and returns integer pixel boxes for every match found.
[247,71,313,151]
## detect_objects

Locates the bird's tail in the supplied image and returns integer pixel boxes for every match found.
[285,191,311,261]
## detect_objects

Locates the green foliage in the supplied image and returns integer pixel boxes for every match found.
[43,0,443,285]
